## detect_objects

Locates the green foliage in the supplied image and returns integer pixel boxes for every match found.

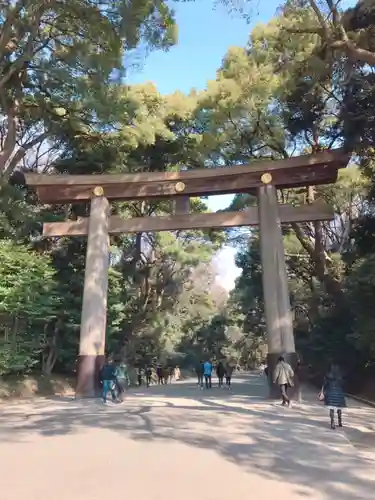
[0,240,59,374]
[346,255,375,357]
[0,240,58,318]
[0,0,182,176]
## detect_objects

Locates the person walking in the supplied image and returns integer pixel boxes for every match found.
[196,360,204,389]
[115,361,128,401]
[156,364,164,385]
[216,361,225,388]
[145,365,152,388]
[168,365,175,383]
[163,366,170,384]
[137,367,143,386]
[225,363,234,389]
[321,363,347,429]
[101,359,117,404]
[264,364,272,395]
[273,356,294,407]
[203,359,213,389]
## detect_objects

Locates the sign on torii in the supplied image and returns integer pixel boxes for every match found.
[25,149,349,397]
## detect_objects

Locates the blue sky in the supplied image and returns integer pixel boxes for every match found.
[129,1,272,95]
[128,0,282,289]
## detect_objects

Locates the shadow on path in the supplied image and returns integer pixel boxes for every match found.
[1,373,374,499]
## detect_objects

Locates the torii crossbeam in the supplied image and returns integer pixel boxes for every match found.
[25,148,350,397]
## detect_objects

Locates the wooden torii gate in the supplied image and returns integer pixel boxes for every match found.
[25,149,349,397]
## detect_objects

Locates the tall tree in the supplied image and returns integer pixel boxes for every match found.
[23,82,226,373]
[193,4,372,302]
[0,0,179,176]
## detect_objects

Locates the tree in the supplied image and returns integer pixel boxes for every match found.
[0,239,59,374]
[226,237,268,368]
[196,14,332,298]
[0,0,180,176]
[193,4,375,395]
[274,0,375,67]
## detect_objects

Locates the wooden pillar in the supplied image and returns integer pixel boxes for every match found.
[174,196,190,215]
[258,177,296,396]
[76,188,110,397]
[258,183,283,355]
[173,180,190,215]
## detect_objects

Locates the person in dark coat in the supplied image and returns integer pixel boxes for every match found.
[145,365,152,387]
[216,361,226,388]
[195,360,204,389]
[101,359,117,404]
[225,364,234,389]
[156,364,164,384]
[322,364,347,429]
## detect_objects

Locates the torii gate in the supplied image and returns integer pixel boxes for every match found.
[25,149,349,397]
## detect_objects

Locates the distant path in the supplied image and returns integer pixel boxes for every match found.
[1,374,375,500]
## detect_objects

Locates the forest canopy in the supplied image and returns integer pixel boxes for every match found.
[1,0,375,397]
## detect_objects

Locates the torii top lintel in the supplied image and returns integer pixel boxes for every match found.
[25,149,350,204]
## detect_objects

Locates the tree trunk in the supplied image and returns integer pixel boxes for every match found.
[289,180,344,300]
[332,40,375,67]
[42,347,57,376]
[308,0,375,66]
[42,321,59,375]
[291,221,343,299]
[0,104,18,174]
[11,315,19,350]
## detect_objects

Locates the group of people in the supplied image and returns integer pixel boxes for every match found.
[100,356,347,430]
[100,357,235,403]
[195,359,234,390]
[100,359,126,404]
[267,356,347,429]
[155,364,181,385]
[100,359,181,404]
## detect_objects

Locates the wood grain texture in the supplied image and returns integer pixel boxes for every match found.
[25,149,350,203]
[174,196,190,215]
[32,168,339,202]
[43,202,334,237]
[25,149,348,186]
